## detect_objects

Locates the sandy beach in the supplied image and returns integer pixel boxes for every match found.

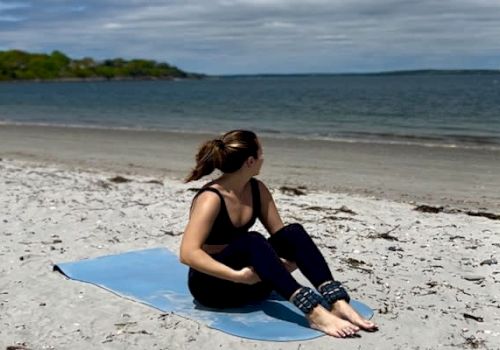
[1,125,500,349]
[1,124,499,212]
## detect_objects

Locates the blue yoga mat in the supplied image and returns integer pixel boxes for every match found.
[54,248,374,341]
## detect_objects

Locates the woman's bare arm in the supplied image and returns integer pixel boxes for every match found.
[256,180,297,271]
[179,191,249,283]
[256,180,285,235]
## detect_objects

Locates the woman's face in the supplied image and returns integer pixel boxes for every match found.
[254,139,264,174]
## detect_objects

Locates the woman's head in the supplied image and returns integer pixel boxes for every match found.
[185,130,262,182]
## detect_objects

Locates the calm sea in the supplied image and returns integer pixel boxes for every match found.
[1,74,499,149]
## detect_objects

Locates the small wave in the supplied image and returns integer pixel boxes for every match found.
[297,136,500,151]
[1,120,499,151]
[337,131,500,146]
[255,131,500,151]
[253,127,282,134]
[0,120,245,138]
[0,120,152,132]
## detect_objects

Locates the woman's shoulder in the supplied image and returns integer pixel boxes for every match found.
[191,183,223,210]
[193,185,223,202]
[252,178,276,205]
[252,177,269,192]
[189,189,222,220]
[199,178,232,192]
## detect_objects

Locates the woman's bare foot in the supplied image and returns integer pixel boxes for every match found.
[307,305,360,338]
[331,300,378,331]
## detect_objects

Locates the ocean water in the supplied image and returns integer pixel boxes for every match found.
[1,74,499,149]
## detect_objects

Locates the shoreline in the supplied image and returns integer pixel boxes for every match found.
[1,123,499,213]
[1,121,498,152]
[0,76,199,84]
[0,76,200,84]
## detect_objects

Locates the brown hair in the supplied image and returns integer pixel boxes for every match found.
[184,130,259,182]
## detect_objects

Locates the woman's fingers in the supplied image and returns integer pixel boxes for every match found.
[240,267,261,284]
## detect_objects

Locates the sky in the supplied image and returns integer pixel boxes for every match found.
[1,0,499,75]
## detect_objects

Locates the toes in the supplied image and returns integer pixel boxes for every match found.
[345,327,362,338]
[332,331,343,338]
[344,320,359,333]
[343,326,357,336]
[362,320,377,329]
[362,321,378,331]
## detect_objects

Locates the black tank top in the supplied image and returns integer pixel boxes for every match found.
[191,178,261,245]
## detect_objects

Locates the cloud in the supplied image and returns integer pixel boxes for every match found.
[0,0,28,21]
[0,1,29,11]
[1,0,499,73]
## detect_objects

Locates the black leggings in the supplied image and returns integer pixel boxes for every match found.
[188,223,334,308]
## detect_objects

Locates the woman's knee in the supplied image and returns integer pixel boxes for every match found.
[238,231,282,264]
[276,223,311,241]
[239,231,272,248]
[247,231,266,239]
[237,231,269,250]
[269,223,318,253]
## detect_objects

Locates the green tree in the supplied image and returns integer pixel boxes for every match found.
[0,49,199,81]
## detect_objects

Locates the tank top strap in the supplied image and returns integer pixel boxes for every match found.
[190,187,225,212]
[250,178,261,218]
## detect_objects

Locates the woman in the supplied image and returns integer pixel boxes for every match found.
[179,130,377,338]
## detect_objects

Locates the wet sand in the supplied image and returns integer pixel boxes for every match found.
[1,124,499,212]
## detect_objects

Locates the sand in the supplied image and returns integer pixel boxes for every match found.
[1,125,500,349]
[1,124,499,212]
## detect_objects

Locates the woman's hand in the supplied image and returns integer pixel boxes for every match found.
[234,267,261,285]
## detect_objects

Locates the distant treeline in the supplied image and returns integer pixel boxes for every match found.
[0,50,202,81]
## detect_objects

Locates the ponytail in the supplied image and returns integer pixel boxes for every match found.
[184,130,258,183]
[184,139,225,182]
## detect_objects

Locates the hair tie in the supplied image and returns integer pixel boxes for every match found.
[214,139,225,149]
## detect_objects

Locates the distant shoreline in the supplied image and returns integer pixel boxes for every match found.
[218,69,500,78]
[2,69,500,83]
[0,76,201,84]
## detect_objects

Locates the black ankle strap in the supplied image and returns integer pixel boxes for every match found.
[318,281,350,305]
[291,287,322,314]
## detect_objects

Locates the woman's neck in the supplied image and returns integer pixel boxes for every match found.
[217,173,252,196]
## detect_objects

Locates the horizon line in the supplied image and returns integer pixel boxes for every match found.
[214,68,500,77]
